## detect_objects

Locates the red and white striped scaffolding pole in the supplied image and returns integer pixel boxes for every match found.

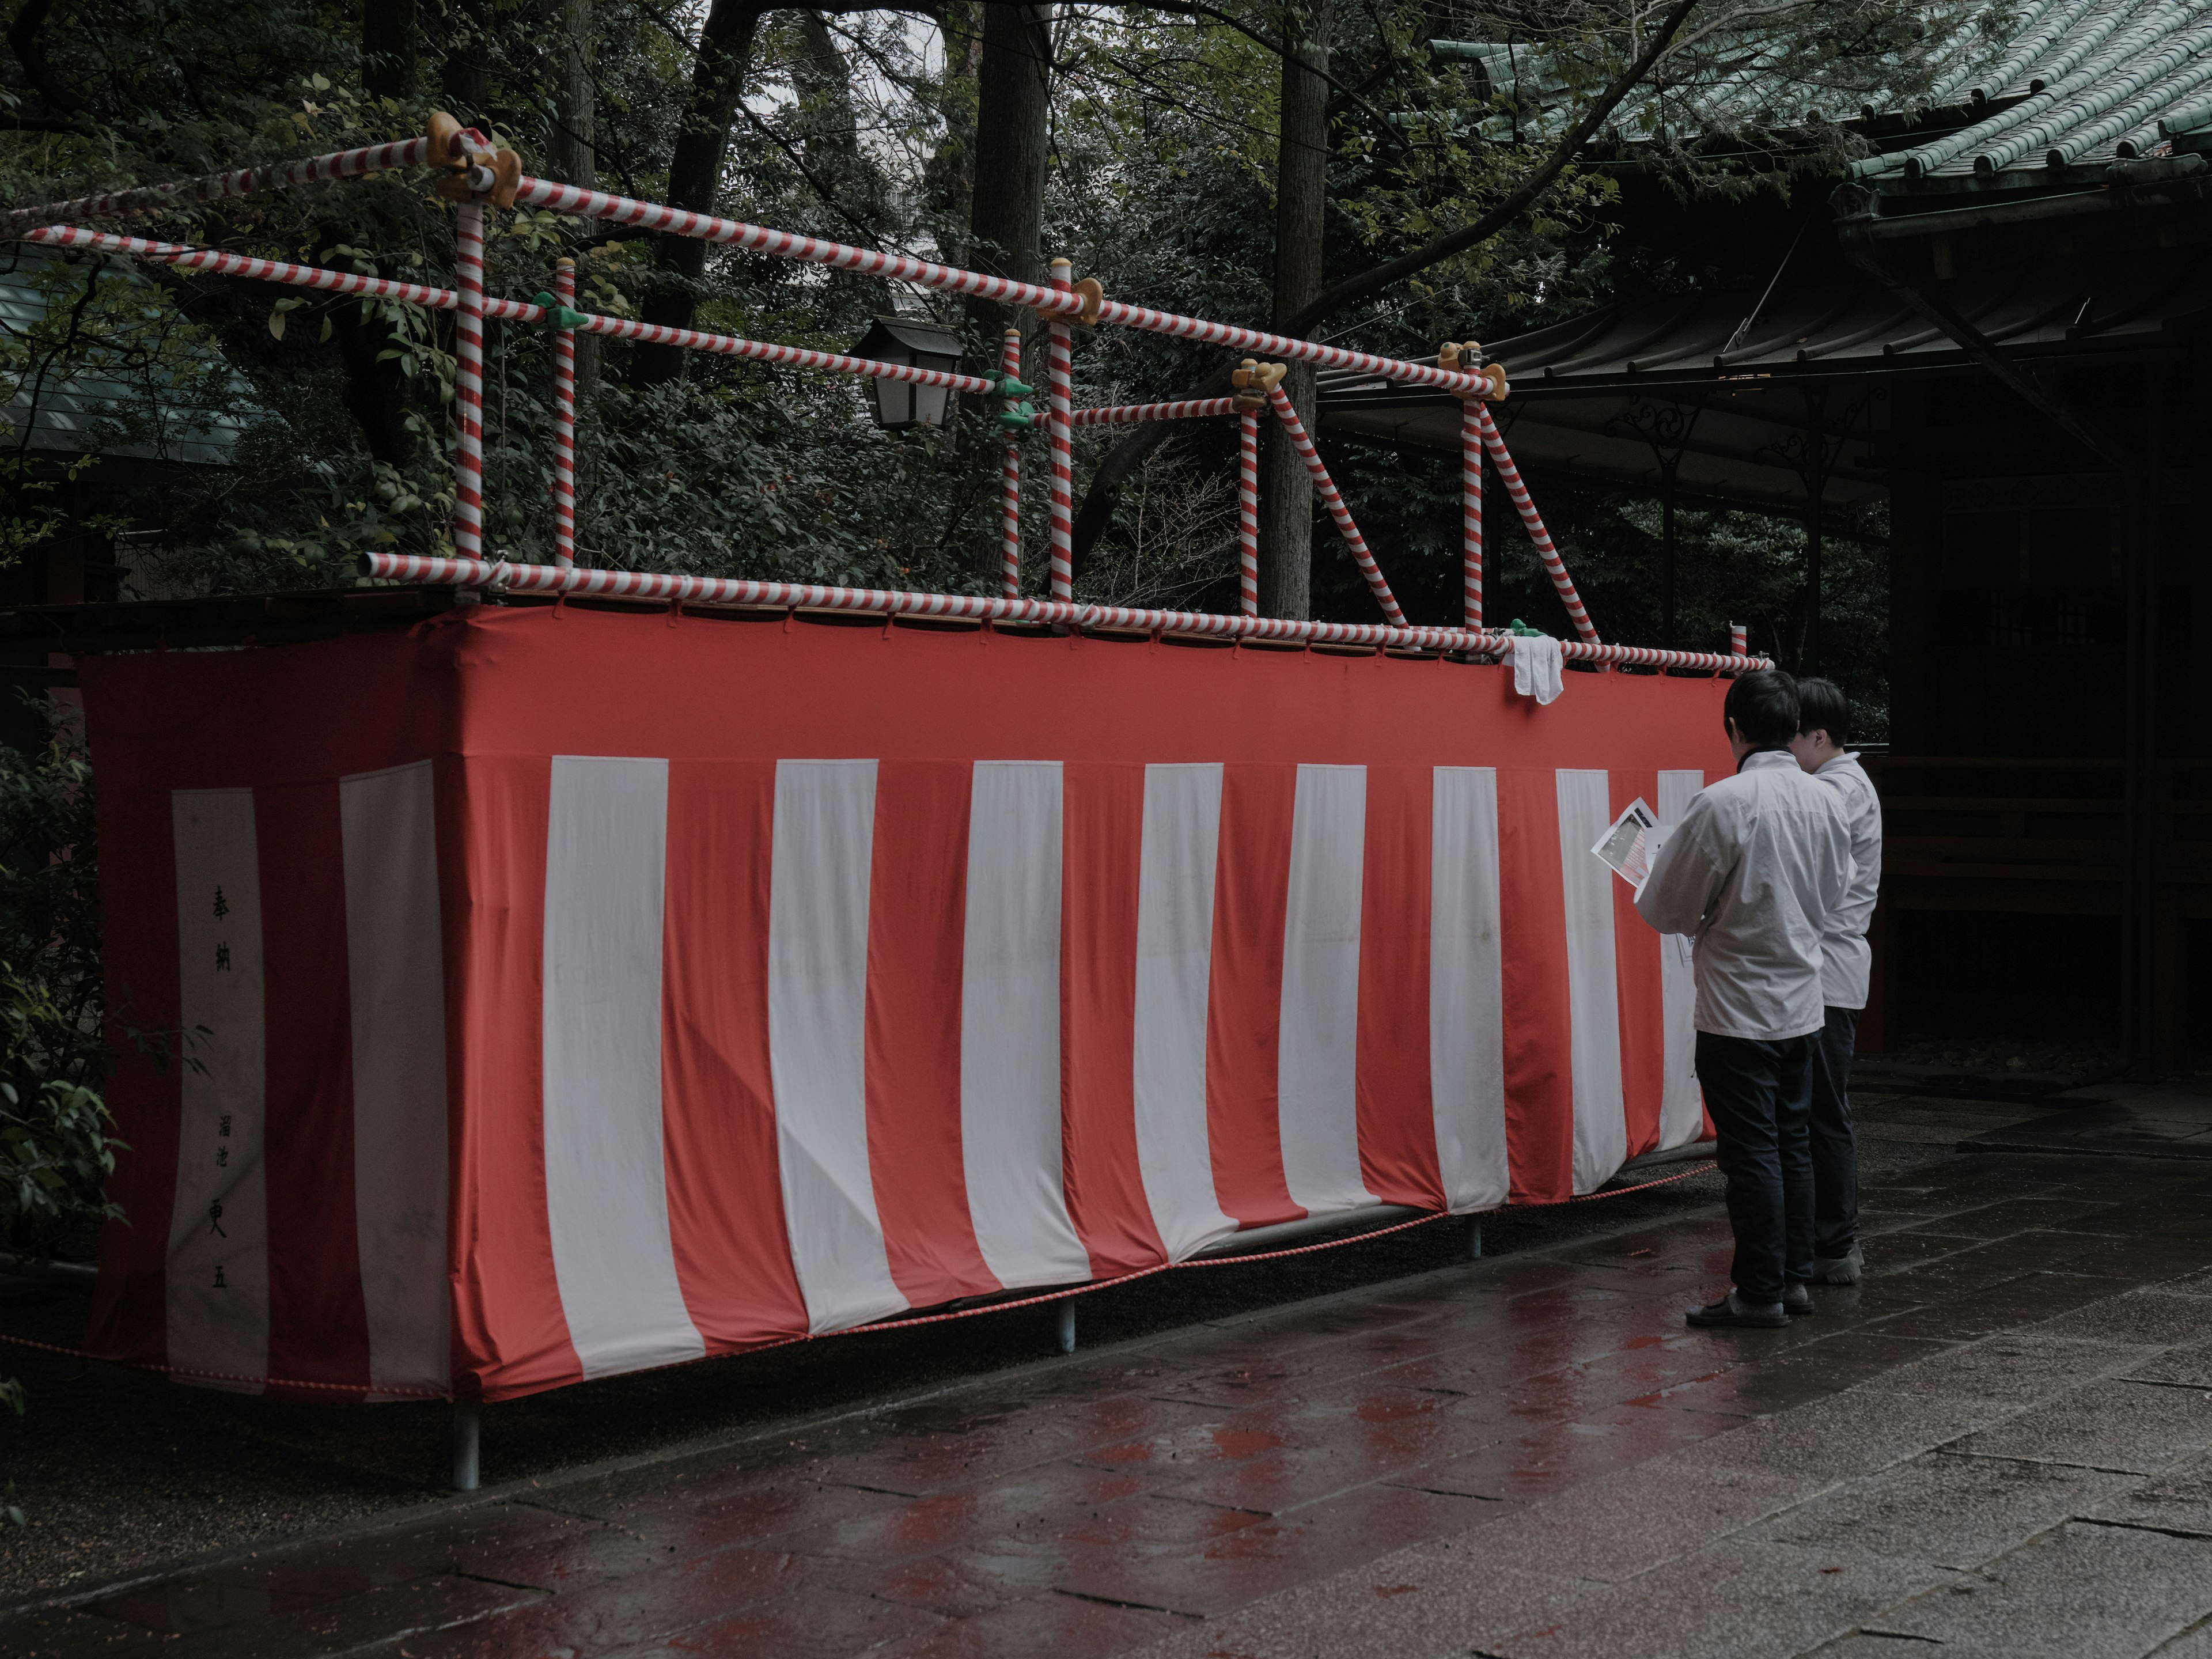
[452,200,487,560]
[999,328,1023,598]
[1440,342,1488,632]
[1731,623,1748,659]
[1474,402,1596,644]
[1046,260,1077,602]
[1263,382,1407,628]
[551,257,578,569]
[1461,401,1483,631]
[1237,402,1261,617]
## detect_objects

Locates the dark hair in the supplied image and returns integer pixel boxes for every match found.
[1796,677,1850,748]
[1724,669,1800,749]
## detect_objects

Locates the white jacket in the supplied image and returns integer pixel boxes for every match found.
[1634,748,1853,1042]
[1812,752,1882,1010]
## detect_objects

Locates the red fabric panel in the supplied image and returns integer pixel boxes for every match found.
[1497,768,1573,1204]
[660,760,808,1351]
[82,783,179,1368]
[78,612,1736,1401]
[1611,768,1668,1160]
[1059,763,1164,1277]
[256,781,372,1396]
[442,753,579,1401]
[864,762,997,1306]
[1204,764,1301,1228]
[1355,765,1442,1210]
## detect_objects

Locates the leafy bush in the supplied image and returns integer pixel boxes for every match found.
[0,700,126,1415]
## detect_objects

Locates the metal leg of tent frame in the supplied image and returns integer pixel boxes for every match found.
[1467,1218,1483,1260]
[453,1400,481,1492]
[1055,1300,1077,1354]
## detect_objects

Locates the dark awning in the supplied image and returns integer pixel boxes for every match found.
[1318,244,2210,513]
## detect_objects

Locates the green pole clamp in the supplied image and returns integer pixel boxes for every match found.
[1505,618,1546,637]
[993,401,1038,431]
[530,290,590,330]
[985,372,1036,399]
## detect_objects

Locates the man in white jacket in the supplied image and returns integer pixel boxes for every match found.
[1791,678,1883,1286]
[1636,671,1854,1330]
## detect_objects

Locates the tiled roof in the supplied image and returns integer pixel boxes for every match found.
[0,257,252,466]
[1434,2,2212,192]
[1851,0,2212,186]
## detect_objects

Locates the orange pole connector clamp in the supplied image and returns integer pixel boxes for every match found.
[428,111,524,209]
[1438,341,1509,402]
[1230,358,1286,406]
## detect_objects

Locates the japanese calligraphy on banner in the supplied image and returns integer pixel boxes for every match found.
[167,789,268,1392]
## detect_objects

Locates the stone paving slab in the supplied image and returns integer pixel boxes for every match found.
[10,1143,2212,1658]
[1851,1521,2212,1658]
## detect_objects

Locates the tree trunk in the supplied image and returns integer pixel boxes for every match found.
[547,0,600,549]
[1258,0,1331,620]
[963,4,1053,344]
[634,0,767,385]
[960,4,1052,581]
[794,12,893,311]
[434,0,489,117]
[361,0,418,101]
[921,3,985,260]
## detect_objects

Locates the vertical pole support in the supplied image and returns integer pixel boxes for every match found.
[1729,622,1748,660]
[1467,1218,1483,1260]
[1461,398,1484,631]
[452,202,487,560]
[1000,327,1023,599]
[1046,260,1077,603]
[551,257,578,570]
[1055,1299,1077,1354]
[1236,407,1260,616]
[452,1399,481,1491]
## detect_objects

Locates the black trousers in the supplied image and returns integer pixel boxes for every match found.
[1808,1006,1861,1259]
[1695,1030,1817,1303]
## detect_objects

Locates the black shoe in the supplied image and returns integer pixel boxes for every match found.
[1810,1244,1863,1285]
[1686,1292,1790,1330]
[1783,1283,1813,1317]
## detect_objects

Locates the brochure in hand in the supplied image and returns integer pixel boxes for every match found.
[1590,797,1672,891]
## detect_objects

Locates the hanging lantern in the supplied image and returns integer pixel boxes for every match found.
[850,316,964,430]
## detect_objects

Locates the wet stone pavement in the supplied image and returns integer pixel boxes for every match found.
[10,1134,2212,1657]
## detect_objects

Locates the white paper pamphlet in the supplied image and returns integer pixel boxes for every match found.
[1590,797,1659,888]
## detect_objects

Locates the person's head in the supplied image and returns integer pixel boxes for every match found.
[1791,677,1850,772]
[1722,670,1799,766]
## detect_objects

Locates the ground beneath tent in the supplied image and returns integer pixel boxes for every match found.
[6,1096,2212,1657]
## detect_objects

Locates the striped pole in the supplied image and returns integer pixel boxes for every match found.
[1461,400,1483,631]
[361,552,1778,672]
[1046,259,1075,603]
[1000,327,1022,599]
[452,202,487,559]
[1730,622,1748,658]
[1048,397,1244,427]
[507,173,1493,399]
[1237,408,1260,616]
[1474,402,1597,643]
[1,137,435,228]
[1265,385,1407,628]
[551,258,577,569]
[24,232,1001,399]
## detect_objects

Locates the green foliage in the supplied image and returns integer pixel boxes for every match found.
[0,0,1943,649]
[0,699,124,1416]
[0,700,121,1253]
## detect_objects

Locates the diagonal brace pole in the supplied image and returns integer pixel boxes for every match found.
[1266,385,1406,628]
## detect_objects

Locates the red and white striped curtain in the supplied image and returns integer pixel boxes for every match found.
[82,608,1726,1402]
